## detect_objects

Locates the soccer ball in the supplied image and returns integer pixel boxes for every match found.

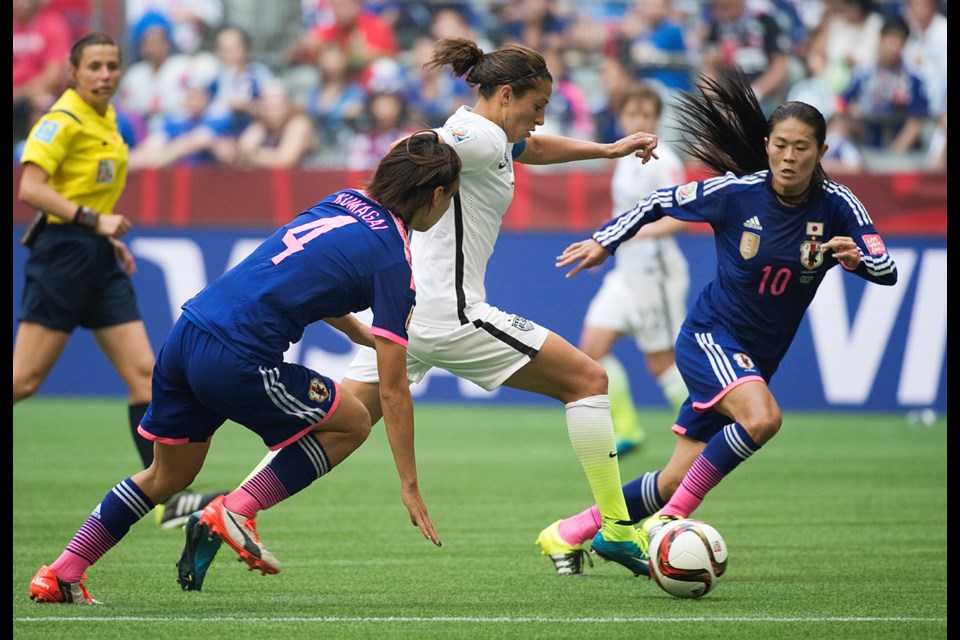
[648,518,728,599]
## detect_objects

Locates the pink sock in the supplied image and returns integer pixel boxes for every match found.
[51,552,90,583]
[223,489,261,519]
[557,505,602,546]
[660,485,701,519]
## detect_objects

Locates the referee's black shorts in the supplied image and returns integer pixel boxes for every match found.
[18,223,142,332]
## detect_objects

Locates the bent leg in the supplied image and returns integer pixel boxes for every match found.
[660,380,776,518]
[224,386,373,519]
[50,442,205,582]
[508,332,640,543]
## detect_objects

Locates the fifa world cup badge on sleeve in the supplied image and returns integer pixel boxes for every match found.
[675,181,698,205]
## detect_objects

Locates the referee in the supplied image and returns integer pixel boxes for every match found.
[14,32,222,525]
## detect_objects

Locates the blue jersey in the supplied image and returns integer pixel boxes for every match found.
[594,171,898,367]
[183,189,415,364]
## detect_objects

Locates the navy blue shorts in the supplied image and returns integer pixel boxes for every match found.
[18,223,141,331]
[671,323,774,443]
[139,316,341,450]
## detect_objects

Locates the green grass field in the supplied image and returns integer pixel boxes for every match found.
[13,398,947,639]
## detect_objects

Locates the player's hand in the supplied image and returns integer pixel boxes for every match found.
[111,238,137,275]
[401,486,441,547]
[555,238,612,278]
[99,213,132,239]
[822,236,860,270]
[609,131,659,164]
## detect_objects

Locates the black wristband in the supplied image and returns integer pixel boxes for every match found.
[74,206,99,230]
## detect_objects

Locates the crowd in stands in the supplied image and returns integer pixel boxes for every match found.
[13,0,948,173]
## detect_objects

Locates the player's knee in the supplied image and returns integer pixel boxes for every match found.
[13,374,41,402]
[742,411,782,445]
[579,357,609,397]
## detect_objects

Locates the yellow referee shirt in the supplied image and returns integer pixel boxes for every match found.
[20,88,129,224]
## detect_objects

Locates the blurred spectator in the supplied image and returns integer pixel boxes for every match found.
[227,81,318,168]
[126,0,224,57]
[840,14,929,153]
[116,11,193,132]
[303,40,367,158]
[205,25,276,137]
[427,3,495,50]
[561,11,613,119]
[785,75,863,171]
[404,36,475,129]
[220,0,303,72]
[540,48,596,141]
[805,0,883,96]
[128,76,233,169]
[902,0,947,118]
[345,90,416,171]
[12,0,71,146]
[285,0,398,85]
[924,108,945,171]
[593,54,639,144]
[496,0,569,51]
[701,0,794,115]
[766,0,814,60]
[822,111,866,171]
[617,0,693,95]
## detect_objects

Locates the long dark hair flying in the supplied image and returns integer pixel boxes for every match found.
[673,67,829,204]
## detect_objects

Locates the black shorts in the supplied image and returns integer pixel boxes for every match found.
[18,223,142,332]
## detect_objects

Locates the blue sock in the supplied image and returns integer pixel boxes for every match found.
[702,423,760,473]
[233,433,332,515]
[60,478,154,570]
[622,471,664,522]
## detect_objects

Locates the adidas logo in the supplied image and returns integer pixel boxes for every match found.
[743,216,763,230]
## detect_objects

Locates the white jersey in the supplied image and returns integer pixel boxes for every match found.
[609,141,688,274]
[413,106,516,328]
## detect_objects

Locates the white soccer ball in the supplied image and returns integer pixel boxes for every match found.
[648,518,728,599]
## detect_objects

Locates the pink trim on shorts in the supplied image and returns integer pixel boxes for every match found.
[691,374,765,412]
[137,425,197,445]
[370,326,407,347]
[268,379,343,450]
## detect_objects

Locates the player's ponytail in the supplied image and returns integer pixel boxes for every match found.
[365,130,461,224]
[427,38,550,100]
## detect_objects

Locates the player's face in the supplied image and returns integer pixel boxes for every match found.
[72,44,122,114]
[502,80,552,143]
[765,117,825,200]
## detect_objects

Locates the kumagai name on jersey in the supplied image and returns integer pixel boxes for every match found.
[593,170,898,365]
[183,189,415,364]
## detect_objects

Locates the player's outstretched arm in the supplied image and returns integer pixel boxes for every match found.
[375,336,441,547]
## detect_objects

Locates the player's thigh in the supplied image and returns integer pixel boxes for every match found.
[505,331,606,402]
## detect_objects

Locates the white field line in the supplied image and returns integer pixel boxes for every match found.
[15,615,946,623]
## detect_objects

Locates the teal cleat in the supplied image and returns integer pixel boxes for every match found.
[176,511,223,591]
[590,530,650,577]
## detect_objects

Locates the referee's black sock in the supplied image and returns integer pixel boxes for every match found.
[128,402,153,469]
